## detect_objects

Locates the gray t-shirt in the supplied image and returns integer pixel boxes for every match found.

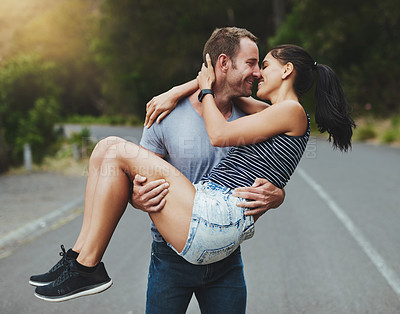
[140,97,245,241]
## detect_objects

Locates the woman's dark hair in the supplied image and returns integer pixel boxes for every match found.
[270,44,356,152]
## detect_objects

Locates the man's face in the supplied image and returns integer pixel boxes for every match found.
[226,37,261,98]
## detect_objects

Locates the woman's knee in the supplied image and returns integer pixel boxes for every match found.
[98,141,144,178]
[96,136,125,152]
[90,136,126,166]
[110,141,141,161]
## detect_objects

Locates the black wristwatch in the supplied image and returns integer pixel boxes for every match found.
[198,89,215,102]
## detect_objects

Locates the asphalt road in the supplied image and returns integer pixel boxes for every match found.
[1,126,400,313]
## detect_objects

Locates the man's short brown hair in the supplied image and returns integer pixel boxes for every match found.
[202,27,258,68]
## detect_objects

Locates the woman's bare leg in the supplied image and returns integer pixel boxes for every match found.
[76,140,195,267]
[73,136,128,254]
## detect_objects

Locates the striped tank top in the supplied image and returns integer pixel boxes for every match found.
[204,115,310,189]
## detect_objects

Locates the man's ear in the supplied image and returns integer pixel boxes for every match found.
[216,54,230,73]
[282,62,294,79]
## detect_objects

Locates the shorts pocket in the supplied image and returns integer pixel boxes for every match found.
[240,223,255,242]
[196,241,237,264]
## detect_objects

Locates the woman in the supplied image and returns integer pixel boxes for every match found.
[31,44,355,302]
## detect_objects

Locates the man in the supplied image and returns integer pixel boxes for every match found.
[132,27,285,313]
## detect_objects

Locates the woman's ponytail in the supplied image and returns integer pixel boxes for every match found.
[270,44,356,151]
[314,64,356,151]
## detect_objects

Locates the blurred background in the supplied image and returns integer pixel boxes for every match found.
[1,2,400,313]
[0,0,399,172]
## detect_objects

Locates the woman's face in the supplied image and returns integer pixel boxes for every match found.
[256,51,285,100]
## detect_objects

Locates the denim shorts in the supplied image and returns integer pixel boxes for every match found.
[168,180,255,265]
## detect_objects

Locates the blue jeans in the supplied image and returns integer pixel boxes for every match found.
[146,241,247,314]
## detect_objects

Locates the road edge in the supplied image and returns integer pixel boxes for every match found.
[0,195,84,259]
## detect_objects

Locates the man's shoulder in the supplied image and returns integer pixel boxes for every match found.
[163,97,194,120]
[153,97,200,130]
[141,97,199,138]
[231,104,247,120]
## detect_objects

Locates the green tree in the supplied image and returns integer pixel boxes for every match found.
[270,0,400,116]
[93,0,278,117]
[11,0,103,117]
[0,54,60,166]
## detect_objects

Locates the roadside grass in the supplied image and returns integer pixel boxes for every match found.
[308,114,400,147]
[7,147,90,176]
[7,127,94,176]
[64,114,143,126]
[353,116,400,146]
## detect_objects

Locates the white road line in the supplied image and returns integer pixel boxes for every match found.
[0,195,84,248]
[297,167,400,298]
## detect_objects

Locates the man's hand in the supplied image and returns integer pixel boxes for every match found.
[130,174,169,213]
[232,178,285,218]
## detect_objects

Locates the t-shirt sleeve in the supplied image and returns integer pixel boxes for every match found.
[139,123,166,156]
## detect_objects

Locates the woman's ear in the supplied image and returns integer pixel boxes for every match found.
[282,62,294,79]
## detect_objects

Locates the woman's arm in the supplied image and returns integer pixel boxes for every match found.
[144,79,198,128]
[198,54,306,147]
[202,96,303,147]
[233,96,270,115]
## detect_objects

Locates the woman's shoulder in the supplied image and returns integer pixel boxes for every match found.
[271,100,308,136]
[273,100,306,116]
[274,99,302,109]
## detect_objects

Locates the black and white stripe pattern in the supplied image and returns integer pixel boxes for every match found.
[205,116,310,189]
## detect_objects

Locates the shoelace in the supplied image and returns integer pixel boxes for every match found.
[49,244,67,272]
[53,259,75,286]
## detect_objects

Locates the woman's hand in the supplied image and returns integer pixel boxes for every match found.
[144,89,180,128]
[197,53,215,91]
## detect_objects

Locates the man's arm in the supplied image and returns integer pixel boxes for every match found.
[232,178,285,221]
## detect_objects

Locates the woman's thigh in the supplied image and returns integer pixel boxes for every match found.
[113,141,196,252]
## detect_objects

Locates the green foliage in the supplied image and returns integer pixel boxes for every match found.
[10,0,103,117]
[354,124,377,141]
[64,114,142,126]
[14,97,61,162]
[391,116,400,129]
[0,54,61,165]
[269,0,400,117]
[68,127,95,159]
[3,0,400,172]
[380,129,398,144]
[0,1,102,171]
[381,116,400,143]
[93,0,276,117]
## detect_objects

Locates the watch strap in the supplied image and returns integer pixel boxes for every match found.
[198,89,215,102]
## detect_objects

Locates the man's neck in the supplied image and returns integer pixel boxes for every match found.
[189,89,233,120]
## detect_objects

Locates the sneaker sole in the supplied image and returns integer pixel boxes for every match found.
[34,279,113,302]
[29,280,53,287]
